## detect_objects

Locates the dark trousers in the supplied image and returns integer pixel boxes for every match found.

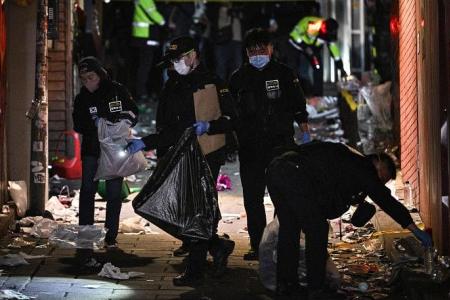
[184,157,223,274]
[284,40,323,97]
[134,42,156,99]
[239,148,277,252]
[267,156,329,290]
[214,41,242,81]
[79,156,124,243]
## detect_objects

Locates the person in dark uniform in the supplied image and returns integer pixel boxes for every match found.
[229,28,309,261]
[126,36,236,285]
[72,57,139,264]
[266,142,433,299]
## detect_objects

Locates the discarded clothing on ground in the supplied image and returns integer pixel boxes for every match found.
[133,127,220,240]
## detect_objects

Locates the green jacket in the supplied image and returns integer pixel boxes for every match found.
[132,0,165,40]
[289,16,341,60]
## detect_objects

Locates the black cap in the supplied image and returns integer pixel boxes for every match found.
[78,56,107,78]
[158,36,197,67]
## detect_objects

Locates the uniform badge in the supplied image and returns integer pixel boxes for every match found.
[109,100,122,113]
[89,107,97,114]
[265,80,280,92]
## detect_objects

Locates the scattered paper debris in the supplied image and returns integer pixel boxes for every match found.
[8,238,36,249]
[0,289,31,300]
[0,254,29,267]
[98,263,144,280]
[83,285,102,289]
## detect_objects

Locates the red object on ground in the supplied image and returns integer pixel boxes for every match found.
[51,130,82,179]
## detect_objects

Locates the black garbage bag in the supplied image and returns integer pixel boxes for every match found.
[133,127,220,240]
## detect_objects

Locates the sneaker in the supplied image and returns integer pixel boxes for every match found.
[212,239,235,278]
[173,244,190,257]
[243,249,258,261]
[172,271,203,286]
[104,240,118,249]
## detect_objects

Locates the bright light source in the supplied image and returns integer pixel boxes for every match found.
[118,150,127,158]
[104,0,111,3]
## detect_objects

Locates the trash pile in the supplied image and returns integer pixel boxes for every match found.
[301,96,346,144]
[336,75,395,154]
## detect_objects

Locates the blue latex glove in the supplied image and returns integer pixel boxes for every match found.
[411,227,432,247]
[126,139,146,154]
[301,131,311,144]
[193,121,210,136]
[92,115,100,127]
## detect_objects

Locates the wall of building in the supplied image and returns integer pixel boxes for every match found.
[48,0,72,157]
[5,1,37,198]
[399,0,419,206]
[416,0,443,250]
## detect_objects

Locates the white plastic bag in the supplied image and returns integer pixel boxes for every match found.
[258,217,341,291]
[7,181,28,217]
[95,119,148,180]
[49,224,106,249]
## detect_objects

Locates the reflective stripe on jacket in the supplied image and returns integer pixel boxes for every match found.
[132,0,165,39]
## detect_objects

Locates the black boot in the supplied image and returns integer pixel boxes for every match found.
[210,237,235,278]
[173,240,207,286]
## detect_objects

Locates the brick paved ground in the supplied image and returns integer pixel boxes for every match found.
[0,161,438,300]
[0,231,272,300]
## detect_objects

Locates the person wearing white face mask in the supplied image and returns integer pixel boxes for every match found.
[126,36,237,286]
[229,28,310,262]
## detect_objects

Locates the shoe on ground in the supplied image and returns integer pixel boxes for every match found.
[243,249,258,261]
[172,272,203,286]
[104,240,118,249]
[213,239,235,278]
[173,245,190,257]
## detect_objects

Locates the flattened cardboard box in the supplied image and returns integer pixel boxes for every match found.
[193,84,225,155]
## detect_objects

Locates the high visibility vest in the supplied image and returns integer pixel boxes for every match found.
[289,16,341,60]
[132,0,165,39]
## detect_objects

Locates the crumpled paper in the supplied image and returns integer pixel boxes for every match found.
[0,289,31,300]
[0,252,50,267]
[119,217,155,235]
[98,263,144,280]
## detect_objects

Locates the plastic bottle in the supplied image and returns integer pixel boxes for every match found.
[424,246,435,275]
[403,181,415,207]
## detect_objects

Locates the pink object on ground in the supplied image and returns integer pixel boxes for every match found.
[216,174,232,191]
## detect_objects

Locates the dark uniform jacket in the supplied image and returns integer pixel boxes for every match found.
[142,64,236,161]
[229,60,308,152]
[72,80,138,157]
[281,141,413,227]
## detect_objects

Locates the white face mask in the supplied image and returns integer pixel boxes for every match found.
[173,59,191,75]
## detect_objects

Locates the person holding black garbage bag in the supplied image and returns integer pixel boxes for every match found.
[72,57,139,265]
[126,36,237,286]
[229,28,309,261]
[266,141,432,299]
